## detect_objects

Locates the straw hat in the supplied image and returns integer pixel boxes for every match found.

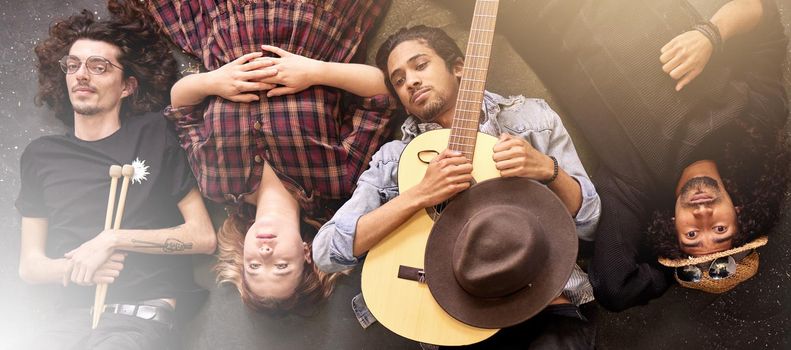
[658,236,767,293]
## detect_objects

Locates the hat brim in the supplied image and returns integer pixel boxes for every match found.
[425,177,578,329]
[674,251,761,293]
[658,236,768,267]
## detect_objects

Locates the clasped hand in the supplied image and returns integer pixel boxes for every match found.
[62,230,125,287]
[208,45,322,102]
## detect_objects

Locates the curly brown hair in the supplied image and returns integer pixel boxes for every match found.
[647,128,790,259]
[34,0,177,126]
[215,213,342,313]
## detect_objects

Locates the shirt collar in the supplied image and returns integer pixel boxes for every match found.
[400,90,513,141]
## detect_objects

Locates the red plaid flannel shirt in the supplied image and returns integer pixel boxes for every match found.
[151,0,395,220]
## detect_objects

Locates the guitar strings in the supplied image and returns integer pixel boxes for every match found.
[449,0,497,161]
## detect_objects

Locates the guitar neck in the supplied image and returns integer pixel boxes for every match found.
[448,0,499,161]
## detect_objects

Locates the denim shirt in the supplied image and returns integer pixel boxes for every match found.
[313,91,600,325]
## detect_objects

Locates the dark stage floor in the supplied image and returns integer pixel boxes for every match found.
[1,1,790,349]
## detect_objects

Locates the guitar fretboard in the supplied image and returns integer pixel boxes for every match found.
[448,0,499,161]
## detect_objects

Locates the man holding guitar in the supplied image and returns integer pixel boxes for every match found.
[313,25,600,348]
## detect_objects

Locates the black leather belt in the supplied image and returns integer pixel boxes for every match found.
[101,302,174,327]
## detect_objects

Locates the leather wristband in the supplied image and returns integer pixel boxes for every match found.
[693,21,723,54]
[541,156,559,185]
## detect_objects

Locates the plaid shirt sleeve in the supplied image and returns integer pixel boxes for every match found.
[162,103,207,152]
[162,103,220,204]
[339,93,399,189]
[145,0,208,58]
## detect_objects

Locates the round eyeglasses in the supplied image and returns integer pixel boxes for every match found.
[59,55,123,75]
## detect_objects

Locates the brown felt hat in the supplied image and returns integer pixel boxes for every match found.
[658,236,767,293]
[424,177,578,329]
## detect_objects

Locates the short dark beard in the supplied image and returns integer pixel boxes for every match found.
[418,95,447,123]
[678,176,720,198]
[649,129,788,260]
[72,104,102,116]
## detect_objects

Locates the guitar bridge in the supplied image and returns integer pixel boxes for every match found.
[398,265,426,284]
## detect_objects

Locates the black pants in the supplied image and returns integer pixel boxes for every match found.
[22,308,177,350]
[443,303,596,350]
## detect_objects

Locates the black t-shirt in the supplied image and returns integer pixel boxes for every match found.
[16,112,201,308]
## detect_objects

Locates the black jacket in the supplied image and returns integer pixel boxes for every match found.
[499,0,788,310]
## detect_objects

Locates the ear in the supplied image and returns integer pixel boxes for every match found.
[303,241,312,264]
[735,206,742,215]
[121,76,138,98]
[452,57,464,79]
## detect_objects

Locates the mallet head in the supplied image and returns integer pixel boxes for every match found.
[121,164,135,178]
[109,165,123,178]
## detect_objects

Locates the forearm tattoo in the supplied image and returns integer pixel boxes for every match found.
[131,238,193,252]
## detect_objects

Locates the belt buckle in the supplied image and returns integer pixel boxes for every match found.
[99,302,173,329]
[96,303,119,316]
[119,304,137,316]
[136,305,158,320]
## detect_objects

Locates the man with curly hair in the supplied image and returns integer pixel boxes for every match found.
[489,0,789,310]
[15,3,216,348]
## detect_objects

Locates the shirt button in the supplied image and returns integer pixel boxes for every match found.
[254,155,263,163]
[253,121,262,131]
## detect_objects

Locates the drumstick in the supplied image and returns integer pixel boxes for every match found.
[90,165,122,328]
[113,165,135,231]
[92,164,134,329]
[104,166,123,231]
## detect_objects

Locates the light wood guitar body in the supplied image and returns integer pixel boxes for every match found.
[360,0,501,344]
[360,129,501,346]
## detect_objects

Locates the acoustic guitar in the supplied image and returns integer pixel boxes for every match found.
[361,0,502,345]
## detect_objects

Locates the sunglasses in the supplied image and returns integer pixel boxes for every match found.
[675,250,752,283]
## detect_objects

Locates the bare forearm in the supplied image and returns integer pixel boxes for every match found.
[547,169,583,217]
[171,72,213,108]
[112,222,216,255]
[316,61,389,97]
[19,255,68,285]
[19,217,66,285]
[352,189,426,256]
[711,0,763,41]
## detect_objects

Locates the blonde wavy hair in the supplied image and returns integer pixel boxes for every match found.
[215,213,342,311]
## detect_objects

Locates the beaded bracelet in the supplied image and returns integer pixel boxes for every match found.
[541,156,559,185]
[693,21,723,54]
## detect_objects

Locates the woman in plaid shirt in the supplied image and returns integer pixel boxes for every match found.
[144,0,396,311]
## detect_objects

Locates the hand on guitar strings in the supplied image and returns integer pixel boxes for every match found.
[410,149,474,208]
[493,133,555,182]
